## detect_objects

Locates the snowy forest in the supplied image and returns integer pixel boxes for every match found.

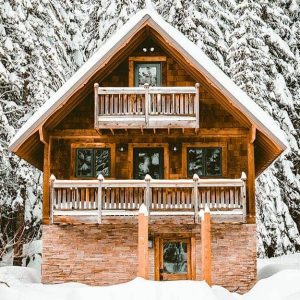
[0,0,299,266]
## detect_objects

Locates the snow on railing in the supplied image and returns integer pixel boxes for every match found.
[50,173,247,224]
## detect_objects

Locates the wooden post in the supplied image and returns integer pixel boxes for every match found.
[138,203,149,279]
[144,83,150,126]
[42,142,51,224]
[94,83,99,128]
[49,174,56,224]
[97,174,104,224]
[195,83,200,128]
[144,174,152,212]
[200,205,212,285]
[241,172,247,222]
[193,173,199,223]
[247,135,256,222]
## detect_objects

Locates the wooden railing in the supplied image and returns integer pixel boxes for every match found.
[50,173,247,224]
[94,83,200,129]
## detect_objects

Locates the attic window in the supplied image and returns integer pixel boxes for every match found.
[134,63,161,86]
[128,56,166,87]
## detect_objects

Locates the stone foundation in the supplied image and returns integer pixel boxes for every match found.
[42,219,256,293]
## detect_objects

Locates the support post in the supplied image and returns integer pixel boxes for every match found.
[241,172,247,223]
[195,83,200,128]
[200,205,212,285]
[145,174,152,212]
[49,174,56,224]
[247,138,256,222]
[97,174,104,224]
[144,83,150,126]
[193,174,199,223]
[138,203,149,279]
[94,83,99,129]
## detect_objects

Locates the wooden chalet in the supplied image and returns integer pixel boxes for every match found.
[9,9,287,292]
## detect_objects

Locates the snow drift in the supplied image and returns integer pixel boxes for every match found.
[1,267,300,300]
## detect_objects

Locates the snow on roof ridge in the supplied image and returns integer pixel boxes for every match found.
[9,8,288,153]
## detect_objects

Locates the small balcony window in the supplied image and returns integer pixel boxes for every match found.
[76,148,111,178]
[187,147,222,177]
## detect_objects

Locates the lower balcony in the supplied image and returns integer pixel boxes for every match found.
[49,173,247,224]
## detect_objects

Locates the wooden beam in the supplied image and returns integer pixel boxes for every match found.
[247,139,256,223]
[249,125,256,144]
[39,127,49,145]
[201,206,212,285]
[137,204,149,279]
[42,141,51,224]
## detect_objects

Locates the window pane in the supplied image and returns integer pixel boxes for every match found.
[95,149,110,177]
[206,148,221,176]
[163,241,188,274]
[187,148,203,176]
[76,149,93,177]
[133,148,163,179]
[135,63,161,86]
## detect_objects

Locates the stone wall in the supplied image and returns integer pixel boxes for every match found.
[42,220,256,293]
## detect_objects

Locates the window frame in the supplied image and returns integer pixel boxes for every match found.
[182,142,227,178]
[71,143,115,179]
[128,56,166,87]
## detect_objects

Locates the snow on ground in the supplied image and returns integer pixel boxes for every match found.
[1,267,300,300]
[257,253,300,280]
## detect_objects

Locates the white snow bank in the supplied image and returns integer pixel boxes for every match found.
[0,277,217,300]
[0,266,40,286]
[257,252,300,280]
[1,268,300,300]
[243,270,300,300]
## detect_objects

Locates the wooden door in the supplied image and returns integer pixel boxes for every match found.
[156,237,192,281]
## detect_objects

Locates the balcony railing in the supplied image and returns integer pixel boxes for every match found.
[49,173,247,224]
[94,83,200,129]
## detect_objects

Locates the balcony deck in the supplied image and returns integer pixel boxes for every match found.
[94,84,200,130]
[50,174,247,224]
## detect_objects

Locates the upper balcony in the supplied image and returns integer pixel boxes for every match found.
[94,83,200,130]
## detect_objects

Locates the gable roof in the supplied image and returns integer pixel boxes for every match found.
[9,9,288,168]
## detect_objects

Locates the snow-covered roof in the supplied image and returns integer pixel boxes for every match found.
[9,8,288,153]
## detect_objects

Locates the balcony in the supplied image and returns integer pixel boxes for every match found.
[94,83,200,130]
[49,173,247,224]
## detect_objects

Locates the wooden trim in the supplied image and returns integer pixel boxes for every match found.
[154,236,160,280]
[128,143,169,179]
[42,140,51,224]
[249,125,256,144]
[70,142,116,179]
[49,128,248,139]
[128,56,167,87]
[182,142,227,178]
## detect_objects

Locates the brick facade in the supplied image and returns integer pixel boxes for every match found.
[42,219,257,293]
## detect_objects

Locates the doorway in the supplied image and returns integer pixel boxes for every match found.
[155,236,195,281]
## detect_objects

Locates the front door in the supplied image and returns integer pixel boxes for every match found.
[133,147,164,179]
[156,237,192,281]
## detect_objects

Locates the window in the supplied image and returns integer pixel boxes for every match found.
[187,147,222,177]
[76,148,110,178]
[133,147,164,179]
[134,63,161,86]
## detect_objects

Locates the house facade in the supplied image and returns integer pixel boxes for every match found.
[9,10,287,293]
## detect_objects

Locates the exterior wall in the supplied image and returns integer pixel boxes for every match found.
[42,221,256,293]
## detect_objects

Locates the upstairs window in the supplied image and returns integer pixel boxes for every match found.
[187,147,222,177]
[134,63,161,86]
[76,148,111,178]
